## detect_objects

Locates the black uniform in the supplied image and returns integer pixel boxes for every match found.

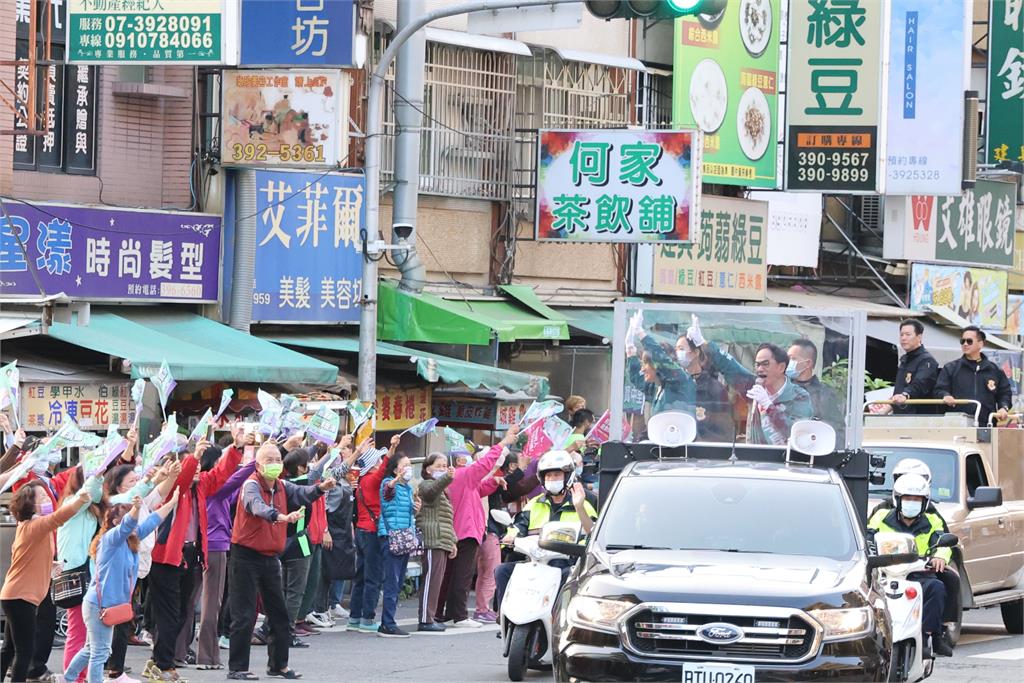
[794,375,846,444]
[934,353,1012,425]
[892,345,939,413]
[692,371,733,442]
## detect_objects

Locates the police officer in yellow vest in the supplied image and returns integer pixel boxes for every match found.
[492,450,597,613]
[867,473,956,657]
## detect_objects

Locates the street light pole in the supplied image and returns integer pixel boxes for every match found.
[357,0,582,402]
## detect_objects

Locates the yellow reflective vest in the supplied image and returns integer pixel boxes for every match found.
[867,507,952,563]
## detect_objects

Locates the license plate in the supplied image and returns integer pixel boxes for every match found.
[682,663,755,683]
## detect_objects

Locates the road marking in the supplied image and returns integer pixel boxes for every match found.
[968,646,1024,661]
[412,624,501,637]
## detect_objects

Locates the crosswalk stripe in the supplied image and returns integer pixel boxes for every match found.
[968,646,1024,661]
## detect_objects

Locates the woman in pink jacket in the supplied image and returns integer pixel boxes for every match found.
[440,426,518,627]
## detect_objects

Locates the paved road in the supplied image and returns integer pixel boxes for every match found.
[47,601,1021,682]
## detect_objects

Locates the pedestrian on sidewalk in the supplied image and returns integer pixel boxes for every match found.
[376,452,420,638]
[415,453,456,632]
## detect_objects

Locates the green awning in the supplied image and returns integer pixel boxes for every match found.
[47,308,338,384]
[378,281,569,345]
[555,307,613,342]
[264,335,549,397]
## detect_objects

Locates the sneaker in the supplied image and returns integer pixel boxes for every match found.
[105,675,140,683]
[173,660,190,669]
[292,623,319,636]
[377,625,410,638]
[932,634,954,657]
[147,669,185,683]
[357,620,381,633]
[417,622,446,633]
[251,627,268,646]
[304,612,331,629]
[142,661,159,680]
[138,630,154,646]
[218,636,230,650]
[26,671,55,682]
[331,604,350,620]
[473,611,497,624]
[289,636,309,649]
[453,618,482,629]
[346,619,361,632]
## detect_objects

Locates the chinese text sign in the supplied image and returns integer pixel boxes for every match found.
[671,1,781,187]
[885,0,970,195]
[651,195,768,301]
[67,0,224,64]
[222,69,345,168]
[252,170,363,323]
[21,383,134,431]
[786,0,887,192]
[241,0,355,67]
[536,129,700,242]
[0,202,221,302]
[376,387,432,432]
[909,263,1008,330]
[988,0,1024,165]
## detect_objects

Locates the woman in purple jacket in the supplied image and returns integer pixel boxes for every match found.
[195,443,256,671]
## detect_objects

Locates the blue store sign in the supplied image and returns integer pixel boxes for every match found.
[240,0,356,67]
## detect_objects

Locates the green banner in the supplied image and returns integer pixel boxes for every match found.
[934,179,1018,267]
[988,0,1024,165]
[671,1,780,187]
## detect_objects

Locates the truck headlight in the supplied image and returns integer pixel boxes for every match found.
[808,607,873,640]
[567,596,633,633]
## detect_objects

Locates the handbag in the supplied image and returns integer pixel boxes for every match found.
[51,562,90,609]
[379,480,420,556]
[95,561,134,626]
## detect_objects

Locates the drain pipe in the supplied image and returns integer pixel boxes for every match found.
[229,170,256,331]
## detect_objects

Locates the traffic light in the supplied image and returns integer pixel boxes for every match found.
[584,0,726,20]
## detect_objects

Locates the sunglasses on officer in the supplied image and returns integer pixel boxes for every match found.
[960,338,977,346]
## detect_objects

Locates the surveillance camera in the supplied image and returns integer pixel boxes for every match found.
[392,223,414,241]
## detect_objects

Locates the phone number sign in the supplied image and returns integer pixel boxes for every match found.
[68,0,224,64]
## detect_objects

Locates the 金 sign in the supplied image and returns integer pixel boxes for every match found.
[375,387,432,432]
[67,0,224,64]
[432,399,496,428]
[651,196,767,301]
[882,179,1018,268]
[222,69,348,168]
[252,170,363,323]
[0,202,221,302]
[786,0,887,192]
[671,0,781,187]
[21,383,135,431]
[909,263,1008,330]
[535,129,701,243]
[988,0,1024,166]
[240,0,356,67]
[884,0,970,195]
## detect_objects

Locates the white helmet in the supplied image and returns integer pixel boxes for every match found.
[893,472,930,518]
[537,449,574,496]
[893,458,932,485]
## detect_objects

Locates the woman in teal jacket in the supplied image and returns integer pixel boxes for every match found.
[377,452,418,638]
[626,327,697,417]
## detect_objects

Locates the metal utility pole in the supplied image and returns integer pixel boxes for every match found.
[358,0,581,402]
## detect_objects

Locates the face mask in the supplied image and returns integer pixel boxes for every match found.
[574,466,583,477]
[676,349,690,366]
[786,359,799,378]
[402,469,414,482]
[37,500,54,516]
[432,469,447,479]
[262,463,284,480]
[544,480,564,496]
[901,500,923,518]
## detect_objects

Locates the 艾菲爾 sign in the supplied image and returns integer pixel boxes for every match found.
[535,129,700,243]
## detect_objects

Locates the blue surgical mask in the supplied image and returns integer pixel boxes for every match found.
[676,349,690,366]
[901,500,923,518]
[786,359,799,378]
[402,469,414,482]
[574,466,583,478]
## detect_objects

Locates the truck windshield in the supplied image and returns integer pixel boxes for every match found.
[866,447,959,503]
[596,476,858,560]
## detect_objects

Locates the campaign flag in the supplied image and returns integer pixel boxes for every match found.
[188,409,214,446]
[130,378,146,426]
[542,416,573,450]
[347,400,374,430]
[443,426,468,454]
[279,410,305,438]
[308,405,341,445]
[0,362,21,428]
[519,399,564,428]
[522,420,553,460]
[151,360,176,415]
[585,410,611,443]
[403,418,438,438]
[257,389,283,435]
[137,417,179,477]
[81,425,129,477]
[214,388,234,421]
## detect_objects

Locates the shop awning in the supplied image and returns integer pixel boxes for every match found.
[46,308,338,384]
[766,288,918,317]
[264,334,549,397]
[553,307,613,343]
[378,281,569,345]
[924,306,1022,352]
[425,27,532,56]
[0,314,40,341]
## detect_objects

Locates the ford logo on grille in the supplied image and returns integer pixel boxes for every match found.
[696,622,744,644]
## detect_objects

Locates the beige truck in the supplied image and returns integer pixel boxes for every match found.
[862,405,1024,641]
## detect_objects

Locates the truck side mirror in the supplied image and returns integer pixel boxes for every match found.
[967,486,1003,509]
[869,471,886,486]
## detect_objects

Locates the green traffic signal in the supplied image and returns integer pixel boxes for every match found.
[585,0,726,20]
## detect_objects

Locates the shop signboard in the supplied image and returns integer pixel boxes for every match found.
[749,191,823,267]
[1005,293,1024,336]
[432,399,495,428]
[535,129,701,243]
[67,0,225,64]
[222,69,348,168]
[0,202,221,302]
[495,400,531,430]
[909,263,1009,330]
[21,382,135,431]
[882,179,1018,268]
[884,0,971,195]
[987,0,1024,166]
[376,387,432,432]
[650,195,767,301]
[785,0,888,193]
[240,0,356,67]
[251,170,363,323]
[671,0,781,187]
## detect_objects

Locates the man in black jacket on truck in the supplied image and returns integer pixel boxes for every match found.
[889,319,939,413]
[934,326,1011,426]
